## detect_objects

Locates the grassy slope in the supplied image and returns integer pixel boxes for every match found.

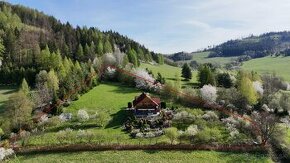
[190,51,238,65]
[28,82,168,146]
[140,63,197,87]
[9,150,271,163]
[242,56,290,81]
[0,86,16,115]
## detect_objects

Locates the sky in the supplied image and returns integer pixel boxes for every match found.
[7,0,290,54]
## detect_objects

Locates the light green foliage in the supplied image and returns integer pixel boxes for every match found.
[0,5,23,29]
[164,127,179,144]
[195,127,223,144]
[242,56,290,81]
[20,78,30,96]
[5,90,33,130]
[127,49,138,67]
[237,71,258,105]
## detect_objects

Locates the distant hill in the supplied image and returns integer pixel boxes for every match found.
[166,51,193,61]
[209,32,290,58]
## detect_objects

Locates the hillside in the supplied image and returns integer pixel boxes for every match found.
[209,32,290,58]
[242,56,290,81]
[0,1,164,85]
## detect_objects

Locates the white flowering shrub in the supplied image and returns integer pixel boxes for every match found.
[200,85,217,102]
[253,81,264,95]
[134,69,160,91]
[185,125,199,136]
[202,111,218,121]
[0,148,14,161]
[221,117,240,138]
[77,109,90,122]
[39,114,48,123]
[173,111,195,123]
[59,113,72,122]
[105,66,116,80]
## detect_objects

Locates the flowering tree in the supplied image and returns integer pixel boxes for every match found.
[77,109,90,122]
[102,53,116,66]
[200,84,217,102]
[0,148,14,161]
[134,69,159,91]
[186,125,199,136]
[253,81,264,95]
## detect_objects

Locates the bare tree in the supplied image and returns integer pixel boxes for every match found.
[251,111,281,145]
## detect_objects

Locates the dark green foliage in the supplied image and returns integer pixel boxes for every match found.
[197,64,216,87]
[0,1,161,85]
[156,72,166,84]
[181,63,192,80]
[216,73,233,88]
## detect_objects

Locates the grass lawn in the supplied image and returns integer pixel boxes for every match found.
[242,56,290,82]
[140,63,198,88]
[8,150,272,163]
[27,82,169,146]
[0,86,17,116]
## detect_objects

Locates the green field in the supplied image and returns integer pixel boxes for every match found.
[9,150,271,163]
[27,82,169,146]
[0,86,17,115]
[242,56,290,81]
[140,63,197,87]
[190,51,238,65]
[176,51,237,66]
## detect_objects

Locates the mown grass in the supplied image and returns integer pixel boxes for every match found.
[8,150,272,163]
[140,63,198,88]
[27,82,169,146]
[242,56,290,81]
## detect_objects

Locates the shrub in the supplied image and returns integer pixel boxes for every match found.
[200,85,217,102]
[0,148,14,161]
[202,111,219,121]
[77,109,90,122]
[164,127,178,144]
[56,128,74,144]
[216,73,233,88]
[185,125,199,136]
[76,130,94,143]
[195,127,223,144]
[19,130,31,147]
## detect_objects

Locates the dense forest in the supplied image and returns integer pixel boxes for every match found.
[209,32,290,58]
[0,1,164,86]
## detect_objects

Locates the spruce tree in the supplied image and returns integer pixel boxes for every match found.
[181,63,192,80]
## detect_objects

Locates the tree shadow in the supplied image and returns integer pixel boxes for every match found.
[105,107,129,129]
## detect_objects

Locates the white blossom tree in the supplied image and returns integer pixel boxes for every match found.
[200,84,217,102]
[134,69,159,91]
[253,81,264,95]
[77,109,90,122]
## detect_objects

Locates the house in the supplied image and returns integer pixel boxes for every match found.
[128,92,162,118]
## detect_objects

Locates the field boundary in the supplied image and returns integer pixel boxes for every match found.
[15,144,266,155]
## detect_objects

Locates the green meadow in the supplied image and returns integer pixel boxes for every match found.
[242,56,290,81]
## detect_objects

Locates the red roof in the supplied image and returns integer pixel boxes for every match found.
[133,92,160,106]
